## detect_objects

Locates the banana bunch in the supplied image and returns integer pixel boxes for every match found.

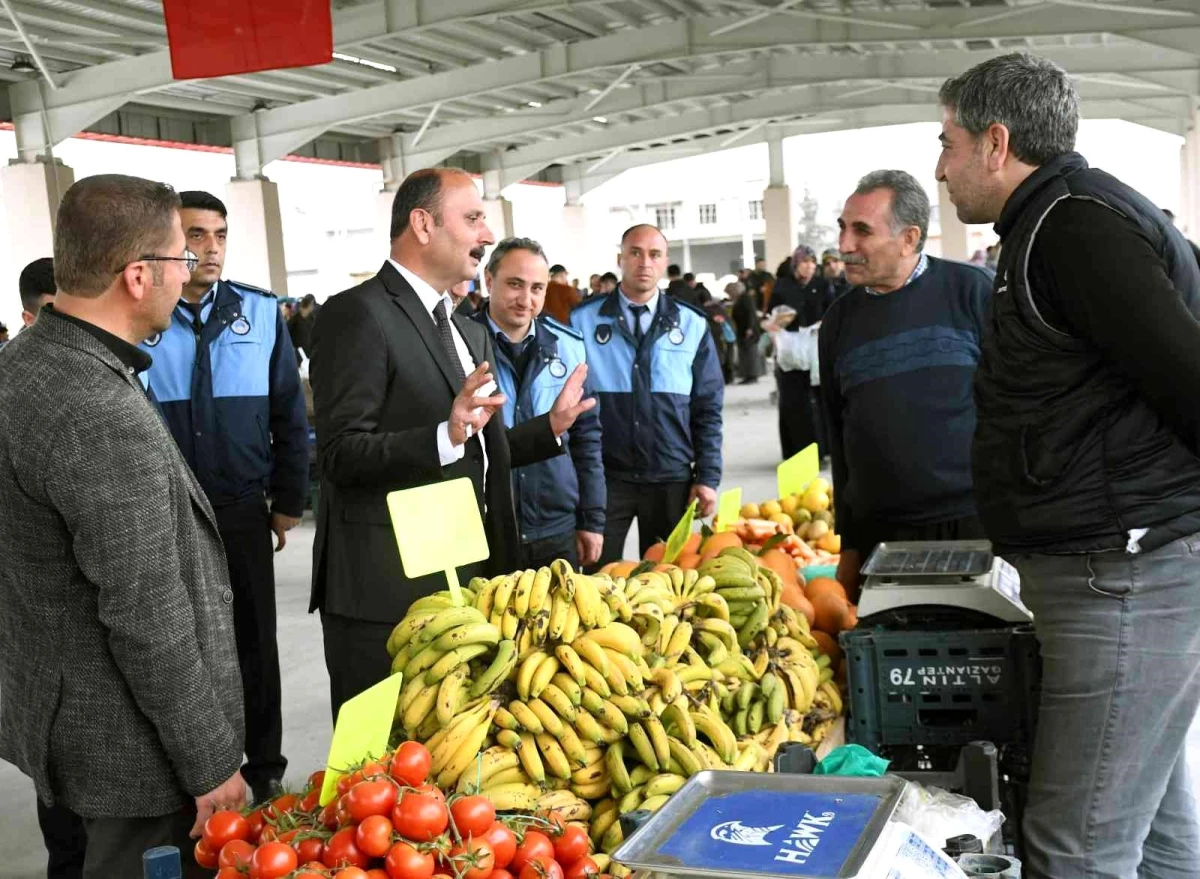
[695,549,782,652]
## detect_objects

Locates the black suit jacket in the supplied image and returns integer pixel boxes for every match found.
[310,262,561,623]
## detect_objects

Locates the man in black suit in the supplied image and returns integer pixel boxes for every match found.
[310,168,595,715]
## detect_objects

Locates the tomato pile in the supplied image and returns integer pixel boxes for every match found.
[194,742,619,879]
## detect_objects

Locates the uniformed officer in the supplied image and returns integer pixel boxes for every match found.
[472,238,606,568]
[139,191,309,804]
[572,224,724,564]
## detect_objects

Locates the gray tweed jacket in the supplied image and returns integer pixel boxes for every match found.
[0,310,244,817]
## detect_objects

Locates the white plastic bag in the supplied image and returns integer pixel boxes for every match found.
[893,783,1005,854]
[774,323,821,379]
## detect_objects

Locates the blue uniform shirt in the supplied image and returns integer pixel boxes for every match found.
[473,310,606,541]
[572,288,724,488]
[140,279,310,515]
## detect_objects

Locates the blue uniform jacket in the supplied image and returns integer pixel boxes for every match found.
[140,279,309,516]
[472,310,606,542]
[571,291,724,487]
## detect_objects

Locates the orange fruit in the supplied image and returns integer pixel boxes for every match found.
[781,581,815,623]
[840,604,858,631]
[758,548,800,590]
[698,531,743,563]
[805,576,848,604]
[644,542,665,562]
[812,630,843,666]
[675,552,701,570]
[599,560,638,578]
[682,532,702,555]
[811,591,849,635]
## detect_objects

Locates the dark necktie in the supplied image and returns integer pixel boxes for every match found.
[496,333,535,384]
[630,304,649,345]
[182,301,204,333]
[434,299,468,386]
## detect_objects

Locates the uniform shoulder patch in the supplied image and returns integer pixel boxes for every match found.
[228,280,277,298]
[571,294,607,313]
[540,316,583,340]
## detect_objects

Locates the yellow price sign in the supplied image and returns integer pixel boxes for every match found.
[387,477,490,606]
[777,443,820,498]
[662,499,698,564]
[319,672,404,806]
[714,487,742,533]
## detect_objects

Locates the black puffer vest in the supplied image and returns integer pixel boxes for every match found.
[973,152,1200,555]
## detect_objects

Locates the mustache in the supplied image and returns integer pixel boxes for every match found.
[469,247,486,261]
[841,255,867,266]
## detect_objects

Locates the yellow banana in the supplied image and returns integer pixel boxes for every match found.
[511,568,535,617]
[436,662,470,727]
[540,683,578,723]
[507,700,544,734]
[561,604,581,644]
[517,650,550,701]
[528,698,566,737]
[494,705,521,731]
[550,672,583,706]
[643,714,671,767]
[643,773,686,798]
[469,638,518,698]
[495,728,523,750]
[530,656,561,699]
[602,649,644,691]
[667,736,703,776]
[555,644,588,687]
[660,698,697,747]
[548,592,571,642]
[527,567,552,617]
[581,622,643,656]
[517,732,546,784]
[473,746,521,789]
[627,721,659,771]
[486,783,541,811]
[535,733,572,780]
[650,668,682,704]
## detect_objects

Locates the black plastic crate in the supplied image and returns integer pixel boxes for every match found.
[841,625,1041,751]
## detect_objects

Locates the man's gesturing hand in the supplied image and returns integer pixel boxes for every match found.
[449,362,507,446]
[549,363,598,438]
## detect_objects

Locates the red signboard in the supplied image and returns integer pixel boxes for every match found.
[163,0,333,80]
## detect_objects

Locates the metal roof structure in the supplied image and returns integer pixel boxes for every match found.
[1,0,1197,192]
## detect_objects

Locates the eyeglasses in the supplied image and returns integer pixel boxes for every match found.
[115,250,199,274]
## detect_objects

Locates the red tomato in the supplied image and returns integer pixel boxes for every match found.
[564,857,600,879]
[553,825,590,866]
[250,841,299,879]
[294,835,325,864]
[308,769,327,790]
[295,871,326,879]
[367,871,391,879]
[385,841,435,879]
[488,871,517,879]
[246,807,267,841]
[265,793,300,821]
[319,802,340,830]
[216,868,243,879]
[218,838,256,870]
[484,822,518,869]
[392,790,449,842]
[450,795,496,839]
[519,859,564,879]
[347,779,400,822]
[335,868,370,879]
[300,787,323,812]
[324,826,370,870]
[357,814,395,858]
[203,809,252,851]
[417,783,447,803]
[193,839,219,870]
[338,772,357,797]
[510,832,554,874]
[390,741,433,787]
[361,759,388,779]
[450,838,495,879]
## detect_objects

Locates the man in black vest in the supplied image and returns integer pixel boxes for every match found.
[937,52,1200,878]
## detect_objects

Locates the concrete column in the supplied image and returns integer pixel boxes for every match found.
[225,177,289,295]
[1,157,74,276]
[767,131,786,188]
[561,202,591,281]
[1180,110,1200,240]
[483,197,514,240]
[681,238,692,273]
[763,185,794,270]
[377,187,398,250]
[740,198,755,269]
[937,181,969,261]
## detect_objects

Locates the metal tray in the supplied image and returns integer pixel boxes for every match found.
[612,771,906,879]
[861,541,993,579]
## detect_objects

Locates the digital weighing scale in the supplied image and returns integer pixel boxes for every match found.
[612,771,966,879]
[856,541,1030,626]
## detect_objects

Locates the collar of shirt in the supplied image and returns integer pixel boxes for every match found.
[176,282,218,322]
[390,258,454,319]
[45,305,153,374]
[617,287,660,334]
[485,312,535,345]
[866,252,929,297]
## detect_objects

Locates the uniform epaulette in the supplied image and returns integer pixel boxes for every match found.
[571,293,608,312]
[227,280,277,298]
[671,297,710,320]
[540,315,584,340]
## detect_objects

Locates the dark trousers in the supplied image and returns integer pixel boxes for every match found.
[82,808,209,879]
[321,612,396,721]
[598,479,692,565]
[215,500,286,793]
[37,799,86,879]
[517,529,579,570]
[777,368,825,460]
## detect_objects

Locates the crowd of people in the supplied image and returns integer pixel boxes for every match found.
[1,51,1200,879]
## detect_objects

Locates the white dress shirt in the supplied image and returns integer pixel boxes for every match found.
[618,287,661,338]
[388,259,487,471]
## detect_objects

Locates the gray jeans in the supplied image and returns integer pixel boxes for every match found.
[1011,533,1200,879]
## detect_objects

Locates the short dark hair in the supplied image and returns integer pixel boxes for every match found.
[601,271,619,284]
[179,190,227,218]
[300,294,317,307]
[54,175,181,298]
[19,257,55,313]
[549,263,566,275]
[487,237,548,276]
[668,264,681,277]
[683,273,695,283]
[620,224,668,249]
[939,52,1078,167]
[391,168,470,240]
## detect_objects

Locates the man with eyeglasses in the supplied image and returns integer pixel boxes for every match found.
[0,175,246,879]
[138,190,308,806]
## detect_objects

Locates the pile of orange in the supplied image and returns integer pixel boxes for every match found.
[804,577,857,639]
